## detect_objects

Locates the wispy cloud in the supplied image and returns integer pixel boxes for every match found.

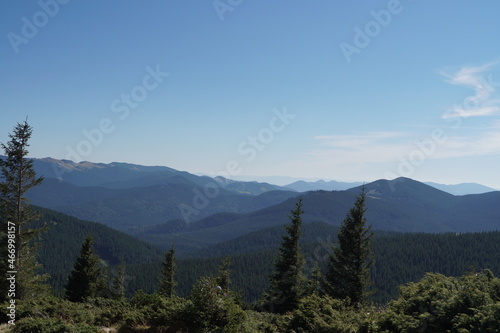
[434,132,500,159]
[273,127,500,183]
[443,104,500,119]
[315,131,404,148]
[310,129,500,166]
[441,61,500,118]
[311,132,410,164]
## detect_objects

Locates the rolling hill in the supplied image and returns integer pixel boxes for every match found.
[285,179,363,192]
[32,206,164,294]
[424,181,497,195]
[29,157,291,194]
[27,177,298,230]
[285,177,497,195]
[130,178,500,252]
[18,157,500,254]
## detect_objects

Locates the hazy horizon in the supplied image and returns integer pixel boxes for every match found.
[20,155,499,190]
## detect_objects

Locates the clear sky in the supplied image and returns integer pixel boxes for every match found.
[1,1,500,188]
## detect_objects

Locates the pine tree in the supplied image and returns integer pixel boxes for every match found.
[95,263,111,298]
[216,257,231,293]
[264,199,306,313]
[158,245,176,297]
[111,262,126,299]
[65,236,102,302]
[324,188,374,306]
[306,265,323,296]
[0,120,48,301]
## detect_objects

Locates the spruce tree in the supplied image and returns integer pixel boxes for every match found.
[306,265,323,296]
[216,257,231,293]
[65,236,102,302]
[265,199,306,313]
[158,245,176,297]
[0,120,48,301]
[111,262,126,299]
[324,188,374,306]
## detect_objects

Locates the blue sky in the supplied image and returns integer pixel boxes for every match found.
[1,1,500,187]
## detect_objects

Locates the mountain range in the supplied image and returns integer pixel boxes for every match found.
[6,156,498,304]
[283,178,497,195]
[13,156,499,253]
[130,177,500,252]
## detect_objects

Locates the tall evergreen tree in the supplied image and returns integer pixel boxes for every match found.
[324,188,374,306]
[158,245,176,297]
[65,236,102,302]
[111,262,126,299]
[264,199,306,313]
[216,257,231,293]
[0,120,48,301]
[306,265,323,296]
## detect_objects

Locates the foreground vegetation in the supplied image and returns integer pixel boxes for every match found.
[1,270,498,332]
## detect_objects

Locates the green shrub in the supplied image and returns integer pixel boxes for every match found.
[13,317,99,333]
[244,311,288,333]
[182,276,247,332]
[14,318,66,333]
[287,294,379,333]
[378,270,500,333]
[13,296,97,325]
[11,296,137,329]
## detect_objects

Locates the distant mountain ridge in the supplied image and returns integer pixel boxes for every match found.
[14,157,297,230]
[8,157,499,244]
[27,178,298,230]
[29,157,291,194]
[131,177,500,252]
[285,177,496,195]
[424,181,497,195]
[285,179,363,192]
[5,155,495,195]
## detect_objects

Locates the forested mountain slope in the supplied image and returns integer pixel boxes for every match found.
[32,206,164,292]
[130,178,500,251]
[35,207,500,305]
[27,178,297,230]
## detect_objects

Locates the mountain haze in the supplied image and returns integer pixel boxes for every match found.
[131,178,500,252]
[31,157,291,194]
[17,157,500,247]
[284,176,496,195]
[425,181,497,195]
[286,179,363,192]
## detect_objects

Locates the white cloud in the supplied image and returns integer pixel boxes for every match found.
[311,129,500,164]
[434,131,500,159]
[443,105,500,119]
[291,128,500,175]
[441,61,500,118]
[310,132,411,165]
